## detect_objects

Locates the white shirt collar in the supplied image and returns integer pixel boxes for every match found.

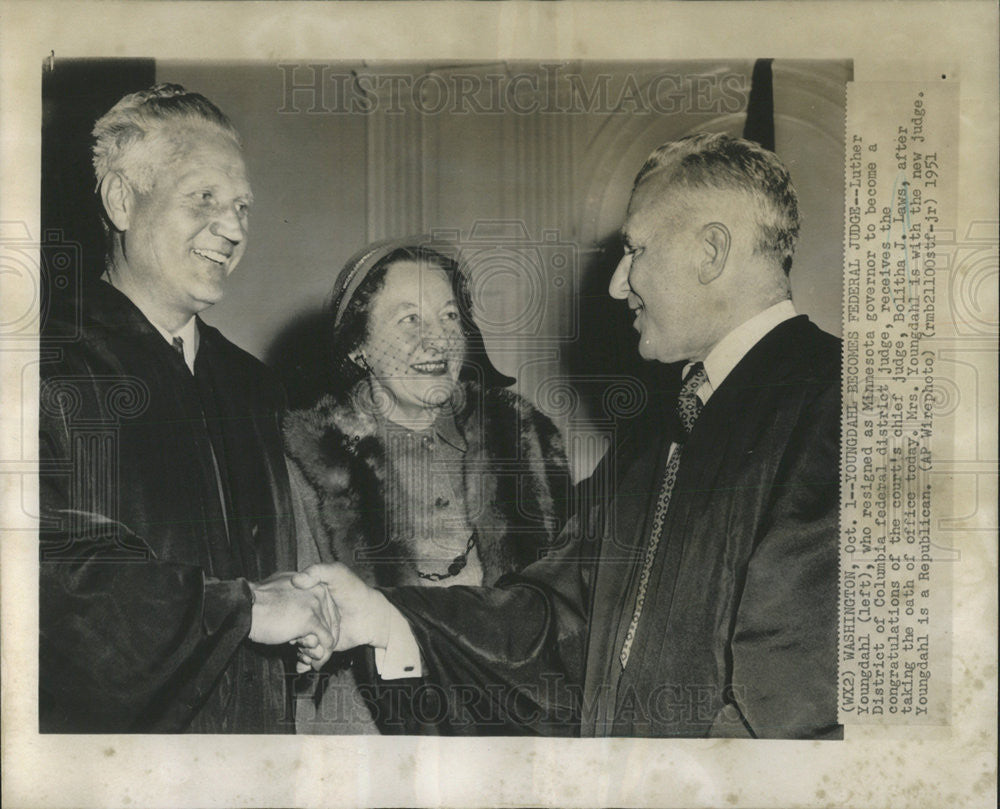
[101,276,199,372]
[686,299,798,403]
[151,316,199,373]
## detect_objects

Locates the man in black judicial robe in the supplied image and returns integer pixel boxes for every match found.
[39,84,337,733]
[292,133,843,739]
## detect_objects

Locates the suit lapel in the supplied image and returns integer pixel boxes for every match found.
[579,410,674,733]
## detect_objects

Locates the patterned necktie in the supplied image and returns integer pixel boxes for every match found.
[619,361,708,669]
[171,335,185,358]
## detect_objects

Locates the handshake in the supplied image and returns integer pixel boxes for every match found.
[247,563,391,673]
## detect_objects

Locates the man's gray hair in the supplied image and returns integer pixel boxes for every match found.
[92,83,241,193]
[635,133,801,274]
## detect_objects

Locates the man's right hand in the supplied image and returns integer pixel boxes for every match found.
[248,572,339,670]
[290,563,392,652]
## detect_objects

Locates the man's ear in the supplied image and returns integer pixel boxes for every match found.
[99,172,133,232]
[698,222,730,284]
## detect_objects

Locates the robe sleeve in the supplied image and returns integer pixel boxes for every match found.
[382,501,596,735]
[379,415,636,735]
[38,377,254,733]
[710,382,842,740]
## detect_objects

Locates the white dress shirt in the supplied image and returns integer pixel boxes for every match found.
[375,299,799,679]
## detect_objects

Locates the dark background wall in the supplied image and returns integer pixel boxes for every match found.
[43,59,850,479]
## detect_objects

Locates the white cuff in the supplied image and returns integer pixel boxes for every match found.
[373,602,423,679]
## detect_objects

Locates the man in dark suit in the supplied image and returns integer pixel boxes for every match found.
[39,84,337,733]
[293,133,842,739]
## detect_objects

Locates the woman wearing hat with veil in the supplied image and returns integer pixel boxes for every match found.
[284,239,571,734]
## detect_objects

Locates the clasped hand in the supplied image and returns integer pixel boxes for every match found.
[288,563,391,674]
[247,571,340,672]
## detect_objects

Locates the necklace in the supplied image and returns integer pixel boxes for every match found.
[415,531,478,582]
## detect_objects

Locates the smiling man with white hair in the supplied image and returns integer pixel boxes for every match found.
[91,86,253,346]
[39,84,336,733]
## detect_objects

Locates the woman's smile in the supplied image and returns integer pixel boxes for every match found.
[410,359,449,375]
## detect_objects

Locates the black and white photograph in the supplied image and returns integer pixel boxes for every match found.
[36,56,848,739]
[2,2,996,808]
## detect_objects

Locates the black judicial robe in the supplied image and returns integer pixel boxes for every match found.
[39,282,296,733]
[383,315,843,738]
